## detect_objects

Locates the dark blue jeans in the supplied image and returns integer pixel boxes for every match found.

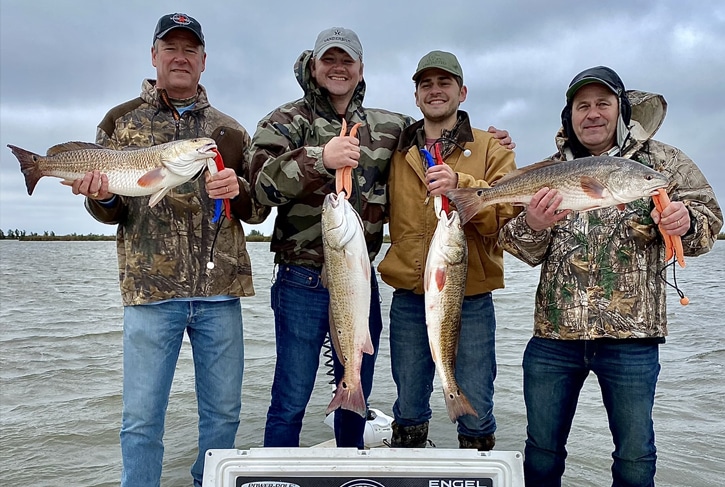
[523,337,660,487]
[389,289,497,438]
[263,264,382,448]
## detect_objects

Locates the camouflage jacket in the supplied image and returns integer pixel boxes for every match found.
[249,50,413,267]
[499,90,723,340]
[86,79,267,305]
[378,111,520,295]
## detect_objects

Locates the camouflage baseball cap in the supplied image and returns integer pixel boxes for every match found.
[413,50,463,82]
[313,27,363,60]
[153,13,204,46]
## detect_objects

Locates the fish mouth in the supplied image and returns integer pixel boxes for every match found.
[198,141,218,157]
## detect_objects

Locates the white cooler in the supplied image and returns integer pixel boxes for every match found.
[202,447,524,487]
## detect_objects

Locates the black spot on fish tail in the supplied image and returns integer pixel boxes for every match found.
[445,187,490,225]
[7,145,43,195]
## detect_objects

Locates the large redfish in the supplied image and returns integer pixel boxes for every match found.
[321,191,374,418]
[424,205,477,422]
[7,138,217,207]
[446,156,669,224]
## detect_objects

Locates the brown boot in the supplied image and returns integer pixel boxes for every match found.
[458,432,495,451]
[390,421,429,448]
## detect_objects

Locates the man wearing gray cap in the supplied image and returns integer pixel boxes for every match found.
[249,26,413,449]
[500,66,722,485]
[69,12,267,486]
[378,50,519,450]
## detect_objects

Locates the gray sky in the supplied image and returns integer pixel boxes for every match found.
[1,0,723,236]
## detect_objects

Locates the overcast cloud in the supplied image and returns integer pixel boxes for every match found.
[1,0,723,236]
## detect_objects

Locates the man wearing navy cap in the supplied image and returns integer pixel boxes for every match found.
[69,12,267,486]
[500,66,722,486]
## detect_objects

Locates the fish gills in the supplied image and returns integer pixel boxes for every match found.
[424,207,478,422]
[321,192,374,418]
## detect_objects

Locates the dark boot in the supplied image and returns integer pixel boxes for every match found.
[390,421,429,448]
[458,432,496,451]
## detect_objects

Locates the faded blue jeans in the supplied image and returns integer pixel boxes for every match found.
[523,337,660,487]
[121,299,244,487]
[389,289,497,438]
[264,264,382,448]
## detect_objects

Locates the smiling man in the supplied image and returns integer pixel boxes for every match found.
[249,27,413,449]
[377,50,520,450]
[68,12,267,487]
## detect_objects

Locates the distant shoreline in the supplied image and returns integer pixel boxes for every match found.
[2,234,723,242]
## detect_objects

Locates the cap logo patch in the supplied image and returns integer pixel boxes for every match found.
[171,13,192,26]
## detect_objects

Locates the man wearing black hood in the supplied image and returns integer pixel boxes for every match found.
[499,66,722,486]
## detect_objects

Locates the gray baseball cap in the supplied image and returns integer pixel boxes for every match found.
[313,27,363,60]
[413,50,463,82]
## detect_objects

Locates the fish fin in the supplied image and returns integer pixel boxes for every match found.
[7,144,43,195]
[580,176,607,199]
[46,141,104,156]
[320,265,328,288]
[325,379,367,417]
[362,330,374,355]
[137,167,167,188]
[616,203,626,211]
[443,385,479,423]
[445,188,489,225]
[434,267,447,291]
[328,313,345,364]
[492,158,561,186]
[148,187,172,207]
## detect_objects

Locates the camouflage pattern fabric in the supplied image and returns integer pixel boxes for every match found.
[499,90,722,340]
[249,50,414,268]
[86,79,263,305]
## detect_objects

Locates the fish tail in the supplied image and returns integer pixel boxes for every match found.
[325,379,367,418]
[445,188,491,225]
[443,385,478,423]
[7,145,43,195]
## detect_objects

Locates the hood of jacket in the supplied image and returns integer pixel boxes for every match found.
[555,89,667,160]
[293,49,367,121]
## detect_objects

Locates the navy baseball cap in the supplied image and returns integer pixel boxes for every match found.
[153,13,204,46]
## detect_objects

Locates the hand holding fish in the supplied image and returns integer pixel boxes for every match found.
[204,167,239,199]
[425,164,457,196]
[651,198,689,236]
[322,128,360,171]
[67,170,113,200]
[525,187,571,232]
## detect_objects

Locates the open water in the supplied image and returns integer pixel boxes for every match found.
[0,240,723,486]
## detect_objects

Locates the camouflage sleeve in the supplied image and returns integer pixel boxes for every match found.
[211,125,271,224]
[84,125,128,224]
[249,109,335,207]
[654,142,723,256]
[455,138,522,237]
[498,211,552,267]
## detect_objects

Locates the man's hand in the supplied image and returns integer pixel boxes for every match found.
[322,134,360,170]
[426,164,458,196]
[525,187,570,232]
[205,168,239,199]
[651,200,690,236]
[488,126,515,150]
[66,170,113,200]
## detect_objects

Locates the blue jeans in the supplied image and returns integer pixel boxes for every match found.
[522,337,659,487]
[264,264,382,448]
[121,299,244,487]
[389,289,497,438]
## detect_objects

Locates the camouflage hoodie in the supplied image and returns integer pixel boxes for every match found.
[249,50,413,267]
[499,90,722,340]
[86,79,267,306]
